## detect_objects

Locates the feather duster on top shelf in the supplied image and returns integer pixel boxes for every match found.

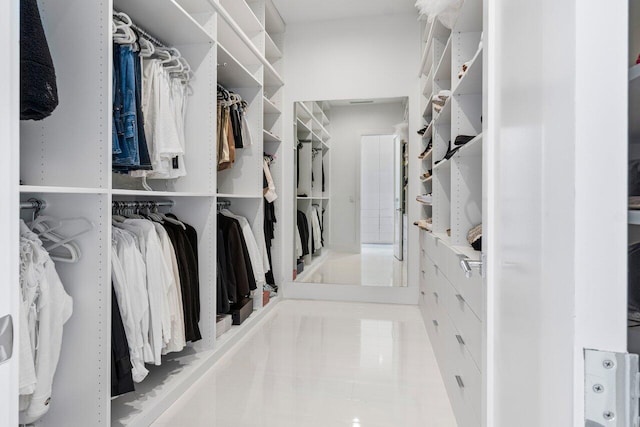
[415,0,464,29]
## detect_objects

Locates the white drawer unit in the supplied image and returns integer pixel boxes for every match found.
[418,230,483,427]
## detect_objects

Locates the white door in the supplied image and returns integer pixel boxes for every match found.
[0,0,20,425]
[485,0,628,426]
[361,136,381,243]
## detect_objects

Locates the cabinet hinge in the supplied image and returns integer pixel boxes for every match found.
[585,349,640,427]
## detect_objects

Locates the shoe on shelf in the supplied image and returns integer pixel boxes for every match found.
[454,135,476,146]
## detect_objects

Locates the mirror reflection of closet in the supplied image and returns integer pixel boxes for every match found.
[293,97,409,287]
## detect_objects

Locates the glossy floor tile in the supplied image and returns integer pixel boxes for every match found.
[298,245,407,287]
[152,300,457,427]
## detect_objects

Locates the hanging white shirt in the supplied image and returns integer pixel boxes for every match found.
[18,221,73,425]
[263,158,277,203]
[220,210,268,284]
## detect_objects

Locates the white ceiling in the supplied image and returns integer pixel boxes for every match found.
[272,0,417,25]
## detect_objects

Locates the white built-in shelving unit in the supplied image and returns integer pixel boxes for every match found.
[416,0,484,425]
[15,0,285,425]
[293,101,332,279]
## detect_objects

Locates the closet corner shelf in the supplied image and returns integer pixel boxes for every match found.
[433,99,452,125]
[434,35,452,81]
[263,129,282,143]
[433,157,452,171]
[265,32,283,62]
[264,63,285,87]
[113,0,214,48]
[19,185,109,194]
[220,0,264,37]
[456,133,483,158]
[112,189,215,197]
[218,43,263,89]
[452,47,483,96]
[263,96,281,115]
[629,210,640,225]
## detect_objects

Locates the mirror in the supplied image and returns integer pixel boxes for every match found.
[293,97,409,287]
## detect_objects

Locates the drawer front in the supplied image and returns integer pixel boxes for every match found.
[424,231,437,262]
[446,248,483,319]
[424,310,445,362]
[440,278,482,368]
[440,313,482,426]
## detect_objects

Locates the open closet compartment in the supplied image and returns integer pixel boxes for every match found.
[416,0,485,425]
[111,0,217,194]
[293,101,331,281]
[13,0,285,424]
[18,192,110,426]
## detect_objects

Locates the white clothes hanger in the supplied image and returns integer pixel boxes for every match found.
[29,216,94,263]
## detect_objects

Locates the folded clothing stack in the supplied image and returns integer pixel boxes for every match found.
[416,194,433,205]
[414,218,433,232]
[432,90,452,113]
[467,224,482,251]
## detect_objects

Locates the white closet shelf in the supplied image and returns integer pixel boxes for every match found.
[217,43,262,88]
[298,102,330,136]
[423,69,434,96]
[432,231,452,246]
[263,96,281,115]
[264,64,285,87]
[297,196,314,200]
[421,176,433,184]
[220,0,264,36]
[422,120,434,139]
[455,134,483,158]
[434,35,452,81]
[176,0,212,16]
[417,200,433,206]
[434,99,452,125]
[216,193,263,199]
[265,32,283,61]
[297,118,312,135]
[113,0,214,48]
[296,102,313,121]
[452,0,483,32]
[112,189,215,197]
[629,210,640,225]
[433,157,452,171]
[453,47,483,96]
[422,101,433,121]
[20,185,108,194]
[265,0,286,35]
[263,129,282,143]
[419,18,450,76]
[453,244,482,261]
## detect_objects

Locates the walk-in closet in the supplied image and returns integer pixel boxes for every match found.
[2,0,638,426]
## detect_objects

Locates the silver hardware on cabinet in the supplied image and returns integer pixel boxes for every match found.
[0,315,14,365]
[585,349,639,427]
[455,294,465,303]
[460,257,484,278]
[432,320,439,327]
[455,334,465,345]
[455,375,465,388]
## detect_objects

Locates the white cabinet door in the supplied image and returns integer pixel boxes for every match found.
[0,0,19,425]
[485,0,628,426]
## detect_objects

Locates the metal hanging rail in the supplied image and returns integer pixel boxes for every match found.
[111,200,175,209]
[20,199,46,210]
[217,200,232,209]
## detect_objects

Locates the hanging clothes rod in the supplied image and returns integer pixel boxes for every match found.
[113,10,168,48]
[111,201,174,209]
[217,200,231,209]
[20,199,46,210]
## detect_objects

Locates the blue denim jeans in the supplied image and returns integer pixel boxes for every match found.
[112,61,122,155]
[113,44,140,168]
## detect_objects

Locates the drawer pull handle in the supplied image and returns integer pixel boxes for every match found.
[420,291,425,295]
[455,375,465,388]
[432,320,439,327]
[433,292,438,299]
[455,294,465,303]
[455,334,465,345]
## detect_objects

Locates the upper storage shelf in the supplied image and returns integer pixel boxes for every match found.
[220,0,263,36]
[113,0,213,49]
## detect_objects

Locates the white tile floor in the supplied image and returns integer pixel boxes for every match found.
[152,300,457,427]
[298,245,407,287]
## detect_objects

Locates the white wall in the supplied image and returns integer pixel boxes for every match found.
[330,104,404,251]
[281,13,421,302]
